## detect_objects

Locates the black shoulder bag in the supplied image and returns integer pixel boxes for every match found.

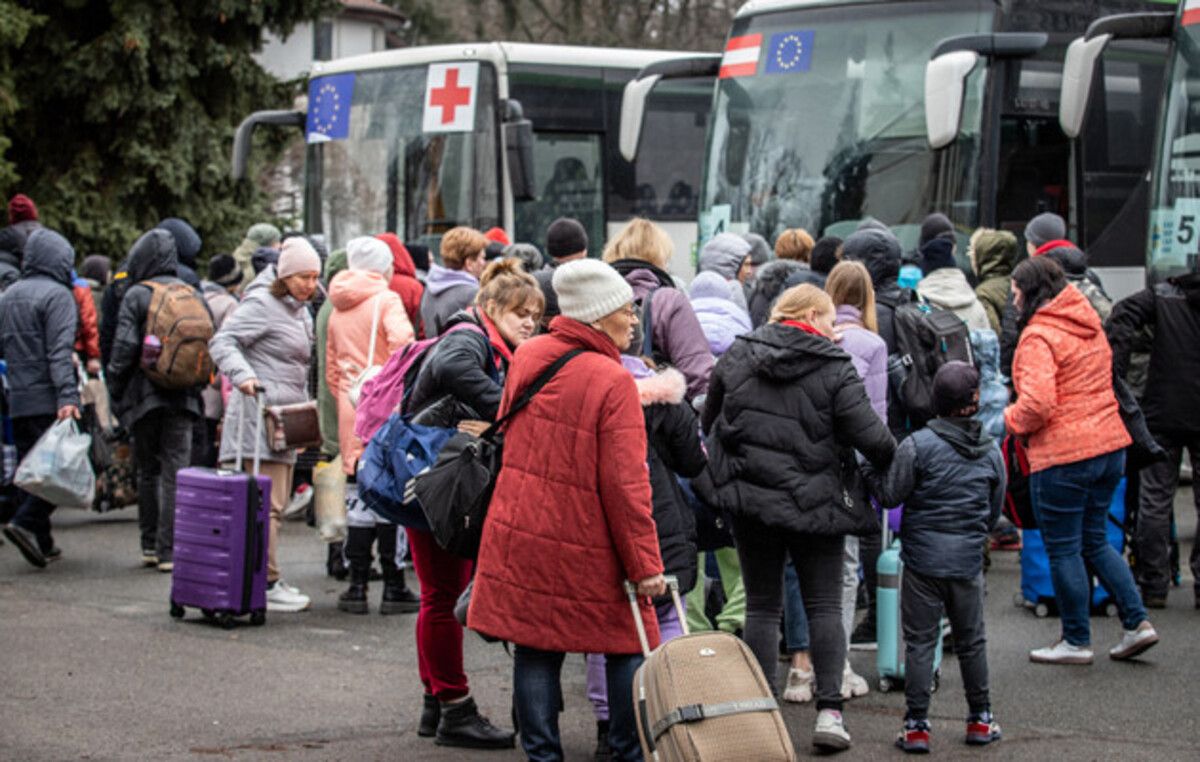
[414,349,584,559]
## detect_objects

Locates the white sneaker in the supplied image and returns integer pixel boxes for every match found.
[267,580,311,612]
[1109,620,1159,661]
[840,661,870,699]
[1029,639,1093,665]
[782,667,814,703]
[813,708,852,752]
[282,484,313,520]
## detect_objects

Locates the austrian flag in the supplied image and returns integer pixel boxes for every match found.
[720,34,762,79]
[1186,0,1200,27]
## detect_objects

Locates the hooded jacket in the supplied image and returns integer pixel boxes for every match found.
[863,417,1004,578]
[1108,273,1200,435]
[209,266,313,465]
[316,250,348,458]
[468,317,664,655]
[199,281,240,420]
[378,233,424,330]
[107,230,203,428]
[1005,285,1131,472]
[156,218,202,289]
[701,323,895,536]
[841,229,905,353]
[407,308,504,429]
[325,268,413,474]
[0,228,80,416]
[698,233,750,311]
[971,328,1008,439]
[972,230,1016,334]
[0,226,23,291]
[609,259,714,399]
[419,264,478,337]
[747,259,806,328]
[689,272,752,357]
[833,305,887,423]
[917,267,991,332]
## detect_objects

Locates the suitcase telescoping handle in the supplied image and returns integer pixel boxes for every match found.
[624,575,688,658]
[234,385,267,478]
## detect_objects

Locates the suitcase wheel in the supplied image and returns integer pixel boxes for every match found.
[1100,602,1117,618]
[215,613,236,630]
[201,608,216,621]
[250,610,266,627]
[1012,592,1025,608]
[169,600,185,620]
[1034,602,1050,618]
[879,677,893,693]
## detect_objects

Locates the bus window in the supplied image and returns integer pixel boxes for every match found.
[513,132,605,257]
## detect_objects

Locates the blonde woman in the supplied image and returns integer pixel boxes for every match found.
[604,218,713,399]
[702,284,895,752]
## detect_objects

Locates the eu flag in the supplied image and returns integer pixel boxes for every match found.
[765,30,815,75]
[306,73,356,143]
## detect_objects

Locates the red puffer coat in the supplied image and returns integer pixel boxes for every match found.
[468,316,664,654]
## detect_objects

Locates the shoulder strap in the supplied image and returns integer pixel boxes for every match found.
[366,293,383,365]
[486,348,585,438]
[640,288,657,358]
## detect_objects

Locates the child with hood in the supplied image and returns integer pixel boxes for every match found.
[688,271,752,356]
[698,232,752,311]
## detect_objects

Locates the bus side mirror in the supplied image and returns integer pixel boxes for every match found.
[724,114,750,187]
[230,110,305,180]
[503,99,536,202]
[1059,34,1112,139]
[620,75,662,162]
[924,51,979,150]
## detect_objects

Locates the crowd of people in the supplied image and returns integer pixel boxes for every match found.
[0,191,1189,759]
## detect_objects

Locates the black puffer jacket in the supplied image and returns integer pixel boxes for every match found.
[747,260,806,327]
[406,308,502,425]
[701,323,895,536]
[862,418,1004,578]
[1108,273,1200,435]
[106,230,203,428]
[841,228,905,352]
[0,228,80,416]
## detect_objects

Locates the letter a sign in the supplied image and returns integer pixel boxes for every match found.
[423,62,479,134]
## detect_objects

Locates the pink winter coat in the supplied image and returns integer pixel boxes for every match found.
[325,269,414,474]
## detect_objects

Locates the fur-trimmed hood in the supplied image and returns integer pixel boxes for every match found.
[634,366,688,407]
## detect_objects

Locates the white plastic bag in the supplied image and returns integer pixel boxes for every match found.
[313,460,347,543]
[14,419,95,508]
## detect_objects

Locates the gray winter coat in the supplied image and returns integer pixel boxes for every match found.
[862,417,1004,578]
[0,228,80,417]
[209,266,313,465]
[106,230,204,429]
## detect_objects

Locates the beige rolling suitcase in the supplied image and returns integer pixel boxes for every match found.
[626,577,795,761]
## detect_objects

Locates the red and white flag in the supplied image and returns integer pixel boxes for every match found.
[1185,0,1200,27]
[423,62,479,133]
[720,34,762,79]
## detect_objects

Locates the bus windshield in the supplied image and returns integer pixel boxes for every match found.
[700,1,992,249]
[305,64,500,252]
[1150,17,1200,281]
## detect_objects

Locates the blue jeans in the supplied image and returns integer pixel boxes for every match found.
[1031,450,1147,646]
[783,562,810,652]
[514,646,642,762]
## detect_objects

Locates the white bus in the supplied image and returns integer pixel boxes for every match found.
[232,42,712,273]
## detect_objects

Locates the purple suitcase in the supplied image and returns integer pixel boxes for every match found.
[169,390,271,628]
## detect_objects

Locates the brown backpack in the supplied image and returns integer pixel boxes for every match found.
[142,281,215,389]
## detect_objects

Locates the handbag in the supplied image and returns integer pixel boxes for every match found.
[414,349,585,559]
[348,294,384,409]
[264,400,321,451]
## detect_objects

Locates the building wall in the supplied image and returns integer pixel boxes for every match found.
[256,17,390,81]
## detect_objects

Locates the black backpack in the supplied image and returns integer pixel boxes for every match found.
[891,296,973,429]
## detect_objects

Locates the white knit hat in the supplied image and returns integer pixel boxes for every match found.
[277,237,322,279]
[346,236,393,277]
[552,259,634,324]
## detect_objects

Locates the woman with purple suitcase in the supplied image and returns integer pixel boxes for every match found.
[209,238,322,613]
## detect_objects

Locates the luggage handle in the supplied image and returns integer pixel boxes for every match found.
[624,575,687,658]
[234,385,267,478]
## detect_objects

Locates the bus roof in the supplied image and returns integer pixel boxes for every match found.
[310,41,703,78]
[734,0,902,19]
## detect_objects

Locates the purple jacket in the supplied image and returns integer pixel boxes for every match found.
[834,305,887,423]
[623,267,714,399]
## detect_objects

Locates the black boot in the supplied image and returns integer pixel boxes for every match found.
[380,569,421,615]
[419,693,440,737]
[594,720,611,761]
[338,569,369,614]
[435,697,516,749]
[326,541,348,580]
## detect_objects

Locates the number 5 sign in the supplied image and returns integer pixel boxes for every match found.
[423,62,479,134]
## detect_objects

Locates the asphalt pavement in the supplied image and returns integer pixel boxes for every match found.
[2,491,1198,761]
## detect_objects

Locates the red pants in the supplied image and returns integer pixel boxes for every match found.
[407,527,473,701]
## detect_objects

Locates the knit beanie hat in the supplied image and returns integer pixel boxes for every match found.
[277,236,322,279]
[484,227,511,247]
[157,217,202,268]
[208,254,242,287]
[252,247,279,275]
[742,233,772,266]
[247,223,282,248]
[7,194,37,224]
[699,232,752,281]
[933,360,980,417]
[546,217,588,259]
[810,236,841,275]
[346,236,393,276]
[918,213,954,247]
[1024,212,1066,248]
[406,242,431,272]
[918,236,957,276]
[553,259,634,324]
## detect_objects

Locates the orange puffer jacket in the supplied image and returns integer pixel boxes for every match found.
[1004,285,1130,473]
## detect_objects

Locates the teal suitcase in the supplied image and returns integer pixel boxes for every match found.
[876,519,942,693]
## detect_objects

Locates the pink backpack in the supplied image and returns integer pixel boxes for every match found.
[353,322,486,442]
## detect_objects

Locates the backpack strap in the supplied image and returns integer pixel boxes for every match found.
[484,349,585,439]
[639,288,657,359]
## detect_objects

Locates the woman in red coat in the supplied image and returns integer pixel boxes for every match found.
[469,258,666,762]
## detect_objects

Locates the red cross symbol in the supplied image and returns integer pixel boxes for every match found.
[429,68,472,125]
